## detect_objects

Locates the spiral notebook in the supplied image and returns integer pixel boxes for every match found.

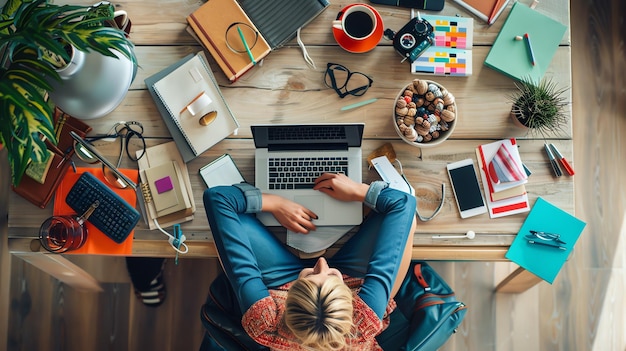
[147,52,239,162]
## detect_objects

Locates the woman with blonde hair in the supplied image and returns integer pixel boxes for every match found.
[204,173,416,350]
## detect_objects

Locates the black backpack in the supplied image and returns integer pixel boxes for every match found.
[200,261,467,351]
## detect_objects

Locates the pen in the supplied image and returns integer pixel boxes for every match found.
[237,25,256,65]
[544,143,562,177]
[523,33,536,66]
[549,143,575,176]
[340,98,378,111]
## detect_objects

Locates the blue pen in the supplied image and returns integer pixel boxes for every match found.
[523,33,536,66]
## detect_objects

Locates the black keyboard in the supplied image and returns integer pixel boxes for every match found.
[268,156,348,190]
[65,172,140,244]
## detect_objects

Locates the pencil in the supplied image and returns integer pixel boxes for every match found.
[237,25,256,65]
[488,0,504,24]
[523,33,536,66]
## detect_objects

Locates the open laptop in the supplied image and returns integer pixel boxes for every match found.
[252,123,364,226]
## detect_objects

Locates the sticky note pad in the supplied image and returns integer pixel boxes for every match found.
[155,176,174,194]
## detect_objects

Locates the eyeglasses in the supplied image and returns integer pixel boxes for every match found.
[525,230,567,250]
[83,121,146,162]
[324,63,373,98]
[70,124,141,190]
[225,22,259,65]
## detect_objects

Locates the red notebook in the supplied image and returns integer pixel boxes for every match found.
[53,167,138,255]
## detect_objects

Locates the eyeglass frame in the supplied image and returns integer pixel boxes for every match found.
[70,131,138,190]
[83,121,146,162]
[324,62,373,98]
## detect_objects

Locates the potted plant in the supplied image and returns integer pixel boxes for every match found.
[509,77,569,137]
[0,0,136,186]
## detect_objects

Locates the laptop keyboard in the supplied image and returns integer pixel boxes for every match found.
[268,156,348,189]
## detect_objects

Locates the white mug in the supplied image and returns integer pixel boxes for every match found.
[332,5,378,41]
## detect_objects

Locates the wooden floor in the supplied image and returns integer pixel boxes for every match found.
[2,0,625,350]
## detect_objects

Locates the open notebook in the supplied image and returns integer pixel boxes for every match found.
[146,52,239,162]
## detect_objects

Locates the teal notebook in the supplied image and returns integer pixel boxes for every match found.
[484,2,567,83]
[505,197,586,284]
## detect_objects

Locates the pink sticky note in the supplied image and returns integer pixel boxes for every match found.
[154,176,173,194]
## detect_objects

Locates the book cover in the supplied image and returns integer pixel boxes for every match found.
[411,47,472,76]
[484,2,567,83]
[238,0,330,49]
[452,0,511,25]
[25,148,54,184]
[137,141,195,230]
[150,52,239,160]
[478,139,527,193]
[187,0,271,82]
[412,15,473,76]
[475,147,527,202]
[144,161,189,217]
[505,197,586,283]
[421,14,473,49]
[475,139,530,218]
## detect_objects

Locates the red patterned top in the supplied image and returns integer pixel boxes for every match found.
[241,277,396,351]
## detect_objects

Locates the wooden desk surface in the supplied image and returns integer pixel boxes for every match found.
[8,0,573,261]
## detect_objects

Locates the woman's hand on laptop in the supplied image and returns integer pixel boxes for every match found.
[313,173,368,203]
[262,194,318,234]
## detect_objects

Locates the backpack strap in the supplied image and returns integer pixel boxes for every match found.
[413,263,431,292]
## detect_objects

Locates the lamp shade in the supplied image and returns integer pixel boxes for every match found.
[48,45,136,119]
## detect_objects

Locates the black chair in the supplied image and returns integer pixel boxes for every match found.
[200,261,466,351]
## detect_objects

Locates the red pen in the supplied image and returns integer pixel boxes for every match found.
[549,144,575,176]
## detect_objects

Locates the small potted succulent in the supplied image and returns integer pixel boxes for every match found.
[509,77,569,137]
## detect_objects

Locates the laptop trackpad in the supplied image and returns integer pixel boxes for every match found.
[294,195,325,219]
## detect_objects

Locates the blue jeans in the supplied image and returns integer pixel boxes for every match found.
[203,186,415,318]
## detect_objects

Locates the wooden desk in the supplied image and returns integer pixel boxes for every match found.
[7,0,572,293]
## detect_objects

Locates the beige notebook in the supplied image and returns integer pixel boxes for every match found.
[137,141,195,230]
[144,161,189,217]
[152,52,239,157]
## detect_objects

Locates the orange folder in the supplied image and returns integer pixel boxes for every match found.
[53,167,139,255]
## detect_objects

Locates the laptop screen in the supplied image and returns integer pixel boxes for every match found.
[251,124,364,150]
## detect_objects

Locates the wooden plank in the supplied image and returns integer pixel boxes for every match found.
[12,253,103,292]
[495,266,542,293]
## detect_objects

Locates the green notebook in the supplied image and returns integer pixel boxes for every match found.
[505,197,586,284]
[484,2,567,83]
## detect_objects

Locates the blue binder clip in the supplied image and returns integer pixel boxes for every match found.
[173,224,183,265]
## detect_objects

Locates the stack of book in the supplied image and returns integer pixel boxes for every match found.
[475,138,531,218]
[186,0,329,82]
[137,141,196,230]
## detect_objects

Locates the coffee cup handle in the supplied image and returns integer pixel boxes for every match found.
[114,10,129,28]
[332,20,343,30]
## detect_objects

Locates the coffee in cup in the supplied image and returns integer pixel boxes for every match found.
[332,5,378,41]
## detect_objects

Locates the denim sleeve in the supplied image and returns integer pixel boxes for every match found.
[203,185,269,312]
[358,188,416,318]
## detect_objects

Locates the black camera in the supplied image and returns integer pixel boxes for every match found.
[385,16,435,63]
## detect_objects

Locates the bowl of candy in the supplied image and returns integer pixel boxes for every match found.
[393,79,457,148]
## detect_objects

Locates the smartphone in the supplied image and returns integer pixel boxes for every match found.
[446,158,487,218]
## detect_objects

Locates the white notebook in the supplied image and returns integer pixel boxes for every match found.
[152,52,239,156]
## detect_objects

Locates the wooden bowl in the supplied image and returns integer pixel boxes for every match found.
[393,79,457,148]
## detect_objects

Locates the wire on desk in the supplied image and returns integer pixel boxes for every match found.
[153,219,189,254]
